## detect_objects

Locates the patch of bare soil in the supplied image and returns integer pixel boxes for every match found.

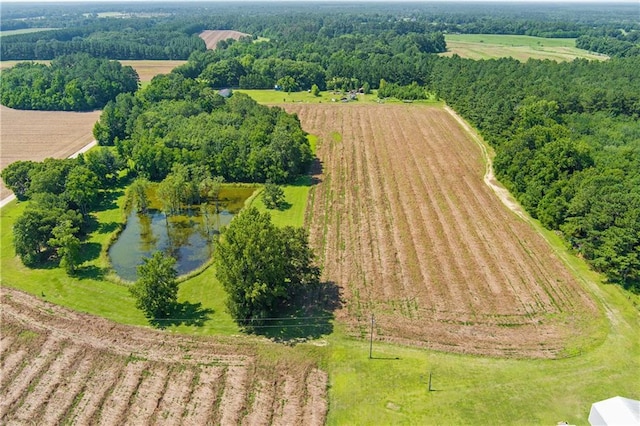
[284,102,600,359]
[199,30,251,50]
[0,287,327,425]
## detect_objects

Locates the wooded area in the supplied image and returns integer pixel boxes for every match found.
[0,54,138,111]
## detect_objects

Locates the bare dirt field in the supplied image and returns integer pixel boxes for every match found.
[119,60,187,82]
[199,30,251,50]
[0,105,101,200]
[0,287,328,425]
[284,103,600,358]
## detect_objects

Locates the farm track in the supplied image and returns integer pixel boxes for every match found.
[0,287,328,425]
[284,103,599,358]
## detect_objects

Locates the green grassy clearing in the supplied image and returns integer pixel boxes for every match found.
[1,102,638,424]
[442,34,607,62]
[239,89,443,106]
[0,28,58,37]
[245,133,317,228]
[248,176,313,228]
[238,89,378,104]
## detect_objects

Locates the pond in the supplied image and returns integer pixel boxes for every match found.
[109,186,256,282]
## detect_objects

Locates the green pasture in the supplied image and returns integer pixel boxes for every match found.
[237,89,377,105]
[442,34,608,62]
[238,89,442,106]
[0,28,58,37]
[1,104,638,425]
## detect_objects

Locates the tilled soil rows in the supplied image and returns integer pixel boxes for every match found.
[285,103,599,358]
[0,105,101,200]
[0,287,327,425]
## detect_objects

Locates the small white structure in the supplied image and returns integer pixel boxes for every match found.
[588,396,640,426]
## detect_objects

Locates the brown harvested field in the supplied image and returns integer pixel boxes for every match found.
[0,105,101,200]
[284,103,599,358]
[199,30,250,50]
[119,60,186,82]
[0,287,328,425]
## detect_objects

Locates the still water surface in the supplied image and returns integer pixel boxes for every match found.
[109,186,256,281]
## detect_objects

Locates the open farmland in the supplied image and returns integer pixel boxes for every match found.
[0,105,101,201]
[284,103,601,358]
[119,60,186,82]
[441,34,607,61]
[0,286,328,425]
[199,30,250,50]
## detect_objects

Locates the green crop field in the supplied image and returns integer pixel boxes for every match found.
[0,28,58,37]
[442,34,608,62]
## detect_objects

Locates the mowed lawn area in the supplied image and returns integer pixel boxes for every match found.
[442,34,608,61]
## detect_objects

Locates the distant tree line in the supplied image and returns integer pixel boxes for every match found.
[576,35,640,58]
[1,18,206,60]
[0,53,139,111]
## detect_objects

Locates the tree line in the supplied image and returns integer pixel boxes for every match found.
[0,53,139,111]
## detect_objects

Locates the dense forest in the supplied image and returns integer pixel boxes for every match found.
[0,54,139,111]
[2,2,638,61]
[1,2,639,287]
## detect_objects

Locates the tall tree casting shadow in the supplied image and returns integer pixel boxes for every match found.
[150,301,214,329]
[248,280,342,344]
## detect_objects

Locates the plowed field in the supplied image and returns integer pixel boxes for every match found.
[0,287,327,425]
[199,30,250,50]
[284,103,599,358]
[0,105,100,200]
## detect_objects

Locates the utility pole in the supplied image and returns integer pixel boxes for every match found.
[369,313,375,359]
[428,371,433,392]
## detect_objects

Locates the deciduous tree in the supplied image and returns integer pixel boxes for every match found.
[214,207,320,326]
[130,251,179,319]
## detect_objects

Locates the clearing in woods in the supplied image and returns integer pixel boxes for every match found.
[284,102,602,358]
[441,34,607,62]
[0,286,328,425]
[199,30,251,50]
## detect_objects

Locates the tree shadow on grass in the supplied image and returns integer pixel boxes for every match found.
[75,265,107,281]
[93,188,124,213]
[274,200,293,211]
[79,242,101,263]
[150,301,214,329]
[307,157,323,186]
[250,281,343,344]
